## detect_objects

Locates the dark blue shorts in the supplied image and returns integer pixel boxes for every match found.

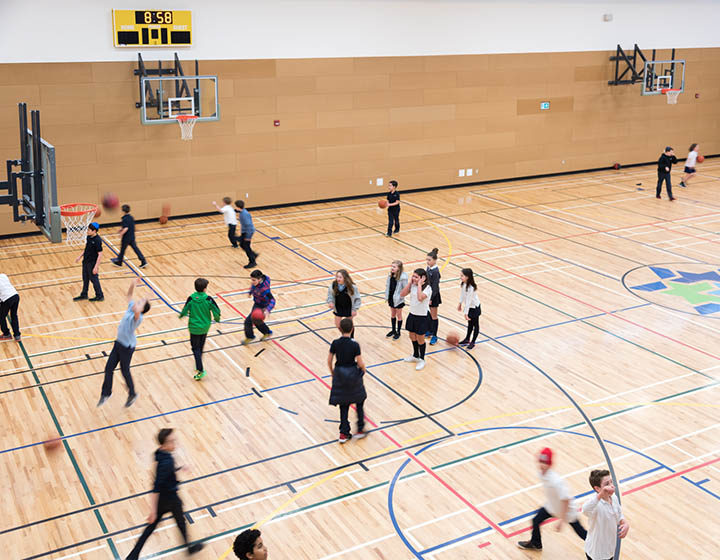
[684,166,696,174]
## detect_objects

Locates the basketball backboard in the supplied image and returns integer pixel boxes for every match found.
[641,60,685,95]
[140,75,219,124]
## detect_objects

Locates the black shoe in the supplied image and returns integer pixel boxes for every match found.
[386,233,392,237]
[188,543,204,554]
[393,331,401,340]
[394,229,400,233]
[458,338,470,345]
[89,295,105,302]
[125,393,138,407]
[669,197,676,201]
[97,395,109,407]
[386,330,396,338]
[467,342,475,350]
[73,294,88,301]
[517,540,542,550]
[111,259,122,267]
[139,262,148,268]
[656,195,661,199]
[679,181,686,188]
[244,261,257,269]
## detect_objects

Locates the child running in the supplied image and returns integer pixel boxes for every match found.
[458,268,481,349]
[243,269,275,344]
[179,278,221,381]
[235,200,258,269]
[425,248,442,345]
[385,260,408,340]
[401,268,432,371]
[583,469,629,560]
[111,204,147,268]
[679,143,699,188]
[328,318,367,443]
[327,269,361,337]
[385,180,401,237]
[213,197,240,248]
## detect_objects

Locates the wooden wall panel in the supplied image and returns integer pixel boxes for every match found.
[1,48,719,235]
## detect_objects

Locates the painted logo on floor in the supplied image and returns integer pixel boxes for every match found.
[623,263,720,317]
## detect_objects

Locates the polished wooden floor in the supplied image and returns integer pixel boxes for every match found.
[1,163,719,559]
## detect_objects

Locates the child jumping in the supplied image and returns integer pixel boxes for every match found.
[111,204,147,268]
[583,469,629,560]
[385,260,408,340]
[425,248,442,345]
[458,268,481,349]
[243,269,275,344]
[400,268,432,371]
[179,278,221,381]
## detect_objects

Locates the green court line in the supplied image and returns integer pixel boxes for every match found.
[19,341,120,559]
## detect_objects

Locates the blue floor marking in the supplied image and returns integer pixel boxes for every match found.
[256,229,332,273]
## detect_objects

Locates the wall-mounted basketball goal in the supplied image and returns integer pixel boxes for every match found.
[609,45,685,104]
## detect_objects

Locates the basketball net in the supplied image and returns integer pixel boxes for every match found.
[176,115,198,140]
[662,89,681,105]
[60,203,98,246]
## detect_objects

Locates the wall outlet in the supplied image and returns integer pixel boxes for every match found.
[458,169,465,177]
[466,168,473,176]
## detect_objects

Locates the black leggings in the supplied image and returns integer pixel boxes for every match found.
[190,333,207,371]
[464,306,481,343]
[126,494,188,560]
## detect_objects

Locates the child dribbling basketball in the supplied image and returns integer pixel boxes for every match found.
[680,143,699,188]
[243,270,275,344]
[400,268,432,370]
[385,260,408,340]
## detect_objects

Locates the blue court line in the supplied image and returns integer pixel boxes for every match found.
[681,476,720,501]
[256,228,333,274]
[278,406,298,415]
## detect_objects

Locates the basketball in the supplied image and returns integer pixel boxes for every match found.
[43,437,62,452]
[378,199,388,209]
[161,203,171,216]
[159,215,168,224]
[697,155,705,163]
[251,308,265,322]
[102,192,119,209]
[446,331,460,346]
[94,206,102,218]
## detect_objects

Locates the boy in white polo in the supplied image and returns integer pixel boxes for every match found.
[213,197,240,248]
[583,469,629,560]
[518,447,587,551]
[0,273,21,342]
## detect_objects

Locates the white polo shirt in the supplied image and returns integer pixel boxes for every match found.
[220,204,237,226]
[583,493,623,560]
[540,469,578,522]
[0,274,18,302]
[409,285,432,316]
[686,150,698,168]
[459,284,481,315]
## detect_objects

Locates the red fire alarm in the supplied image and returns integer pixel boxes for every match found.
[273,120,280,127]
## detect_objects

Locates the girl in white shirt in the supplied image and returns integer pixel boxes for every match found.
[457,268,481,349]
[680,143,699,188]
[400,268,432,371]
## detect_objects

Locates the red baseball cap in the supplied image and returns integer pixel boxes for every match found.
[538,447,553,465]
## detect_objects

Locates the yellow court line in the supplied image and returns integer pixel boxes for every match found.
[25,332,188,344]
[403,209,453,272]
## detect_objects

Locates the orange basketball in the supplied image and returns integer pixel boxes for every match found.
[378,199,388,209]
[159,215,168,225]
[43,437,62,452]
[446,331,460,346]
[697,155,705,163]
[94,206,102,218]
[102,192,119,209]
[251,308,265,322]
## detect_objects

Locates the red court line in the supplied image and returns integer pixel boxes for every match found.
[624,456,720,495]
[652,222,720,246]
[468,254,720,362]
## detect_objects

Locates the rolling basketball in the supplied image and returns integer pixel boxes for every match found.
[251,308,265,322]
[159,215,168,224]
[378,199,388,209]
[697,155,705,163]
[446,331,460,346]
[102,192,119,209]
[43,437,62,452]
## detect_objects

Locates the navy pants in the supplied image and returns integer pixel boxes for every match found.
[656,172,673,199]
[529,507,586,547]
[339,398,365,436]
[244,306,270,338]
[126,494,188,560]
[101,341,136,397]
[81,260,103,298]
[387,208,400,235]
[0,294,20,338]
[117,236,146,265]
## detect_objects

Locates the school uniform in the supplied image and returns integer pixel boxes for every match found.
[583,493,624,560]
[245,275,275,339]
[656,152,678,199]
[238,208,257,265]
[100,301,142,402]
[326,283,362,318]
[329,336,366,437]
[114,213,146,266]
[459,283,482,345]
[80,234,104,299]
[220,204,240,247]
[0,274,20,340]
[406,285,432,335]
[386,190,400,236]
[425,264,441,338]
[385,271,408,337]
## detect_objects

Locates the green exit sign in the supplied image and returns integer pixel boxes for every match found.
[540,101,550,110]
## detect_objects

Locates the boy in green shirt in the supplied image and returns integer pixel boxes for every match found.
[179,278,221,380]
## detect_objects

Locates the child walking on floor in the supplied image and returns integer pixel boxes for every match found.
[0,273,21,342]
[73,222,104,302]
[385,260,408,340]
[517,447,587,551]
[243,269,275,344]
[213,197,240,248]
[425,248,442,345]
[583,469,629,560]
[458,268,481,349]
[235,200,258,268]
[111,204,147,268]
[401,268,432,371]
[327,269,361,337]
[179,278,221,381]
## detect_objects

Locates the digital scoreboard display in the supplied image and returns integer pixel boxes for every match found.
[112,10,192,47]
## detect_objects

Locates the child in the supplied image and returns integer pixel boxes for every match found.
[233,529,268,559]
[98,278,150,408]
[517,447,587,551]
[235,200,258,269]
[179,278,221,380]
[656,146,678,201]
[243,269,275,344]
[457,268,482,349]
[583,469,629,560]
[680,143,699,188]
[385,260,408,340]
[385,180,401,237]
[213,197,240,248]
[0,273,20,342]
[111,204,147,268]
[400,268,432,371]
[327,318,367,443]
[327,269,361,336]
[73,222,104,302]
[125,428,204,559]
[425,248,442,345]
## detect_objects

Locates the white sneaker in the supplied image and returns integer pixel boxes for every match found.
[404,356,419,363]
[415,359,426,371]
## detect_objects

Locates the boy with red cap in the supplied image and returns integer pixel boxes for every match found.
[517,447,587,551]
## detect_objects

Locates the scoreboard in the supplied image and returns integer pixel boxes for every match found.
[112,10,192,47]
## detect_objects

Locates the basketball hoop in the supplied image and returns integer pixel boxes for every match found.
[661,89,681,105]
[176,115,198,140]
[60,203,98,246]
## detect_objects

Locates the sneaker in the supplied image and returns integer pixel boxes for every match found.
[194,370,206,381]
[73,295,88,301]
[425,331,432,337]
[0,335,11,341]
[393,331,401,340]
[260,332,272,341]
[517,540,542,550]
[243,261,257,269]
[89,295,105,302]
[429,335,438,345]
[656,195,661,199]
[241,337,256,345]
[403,355,419,363]
[415,359,426,371]
[188,543,204,555]
[393,229,400,234]
[466,342,475,350]
[354,430,368,439]
[139,262,148,268]
[386,330,396,338]
[97,395,109,407]
[385,233,392,237]
[14,335,21,342]
[111,259,122,267]
[125,393,138,407]
[679,181,686,188]
[669,197,676,201]
[338,433,351,444]
[458,338,470,345]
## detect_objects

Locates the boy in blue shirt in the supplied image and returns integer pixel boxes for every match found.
[235,200,258,269]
